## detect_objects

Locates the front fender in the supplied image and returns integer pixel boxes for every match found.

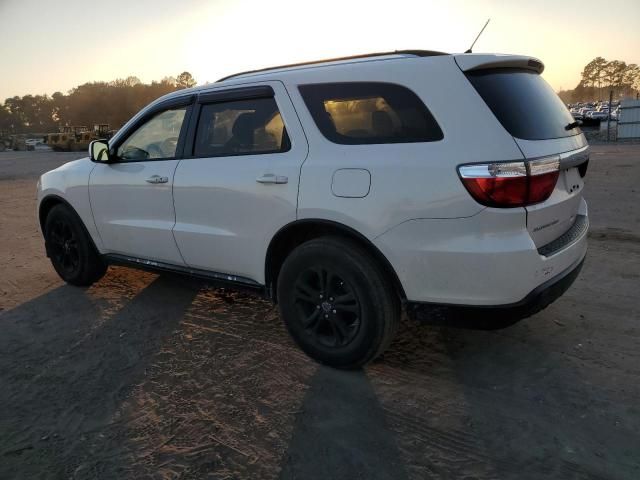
[37,158,104,251]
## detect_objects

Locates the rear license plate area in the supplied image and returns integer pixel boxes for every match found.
[563,167,582,194]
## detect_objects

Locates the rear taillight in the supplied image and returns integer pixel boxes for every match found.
[458,156,560,208]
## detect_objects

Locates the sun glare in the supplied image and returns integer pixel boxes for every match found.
[0,0,638,99]
[183,0,472,84]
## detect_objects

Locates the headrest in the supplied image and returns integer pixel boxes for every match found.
[232,112,257,145]
[371,110,393,137]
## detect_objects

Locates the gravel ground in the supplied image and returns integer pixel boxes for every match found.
[0,146,638,479]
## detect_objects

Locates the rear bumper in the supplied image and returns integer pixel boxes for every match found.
[373,199,588,306]
[406,254,585,328]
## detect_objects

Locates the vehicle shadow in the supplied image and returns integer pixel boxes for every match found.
[368,294,639,480]
[3,263,636,479]
[0,271,199,479]
[278,366,409,480]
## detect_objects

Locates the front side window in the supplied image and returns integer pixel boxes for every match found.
[194,97,290,157]
[117,107,187,161]
[298,82,443,145]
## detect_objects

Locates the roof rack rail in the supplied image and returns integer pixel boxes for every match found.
[217,50,449,82]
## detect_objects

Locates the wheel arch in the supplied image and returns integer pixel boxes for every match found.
[39,194,71,233]
[265,219,406,302]
[38,194,101,256]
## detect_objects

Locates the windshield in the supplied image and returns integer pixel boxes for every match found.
[466,68,579,140]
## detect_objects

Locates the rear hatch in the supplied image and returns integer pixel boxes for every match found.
[457,55,589,248]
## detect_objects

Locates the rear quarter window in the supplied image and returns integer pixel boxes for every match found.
[298,82,443,145]
[465,68,578,140]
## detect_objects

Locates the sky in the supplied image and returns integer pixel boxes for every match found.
[0,0,639,101]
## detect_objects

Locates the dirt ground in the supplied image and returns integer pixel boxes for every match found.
[0,146,638,479]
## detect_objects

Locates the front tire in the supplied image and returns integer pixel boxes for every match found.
[277,237,400,369]
[44,204,106,286]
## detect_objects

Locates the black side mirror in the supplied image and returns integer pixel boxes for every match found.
[89,139,111,163]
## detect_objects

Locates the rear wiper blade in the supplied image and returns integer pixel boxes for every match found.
[565,120,582,131]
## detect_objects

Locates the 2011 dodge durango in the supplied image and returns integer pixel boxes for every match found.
[37,50,589,368]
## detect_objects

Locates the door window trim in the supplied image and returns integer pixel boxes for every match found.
[183,85,292,159]
[108,94,195,163]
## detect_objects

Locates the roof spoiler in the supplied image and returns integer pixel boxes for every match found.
[454,54,544,74]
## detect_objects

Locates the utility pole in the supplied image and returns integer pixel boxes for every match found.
[606,90,613,142]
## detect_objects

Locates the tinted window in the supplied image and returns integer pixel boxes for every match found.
[466,68,578,140]
[117,108,186,161]
[298,82,443,144]
[194,97,290,157]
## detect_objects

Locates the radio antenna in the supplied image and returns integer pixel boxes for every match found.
[465,18,491,53]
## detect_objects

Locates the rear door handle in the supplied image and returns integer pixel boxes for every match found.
[146,175,169,184]
[256,173,288,184]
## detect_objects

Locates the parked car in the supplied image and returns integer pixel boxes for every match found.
[37,51,589,368]
[25,138,50,150]
[579,107,594,118]
[588,111,608,121]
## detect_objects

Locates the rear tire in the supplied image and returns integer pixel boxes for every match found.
[44,204,106,286]
[277,236,400,369]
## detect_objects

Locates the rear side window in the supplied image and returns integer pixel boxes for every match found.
[194,97,290,157]
[465,68,578,140]
[298,82,443,144]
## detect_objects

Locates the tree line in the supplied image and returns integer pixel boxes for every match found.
[0,72,197,135]
[3,59,638,134]
[558,57,640,104]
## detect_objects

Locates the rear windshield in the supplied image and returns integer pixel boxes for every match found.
[466,68,578,140]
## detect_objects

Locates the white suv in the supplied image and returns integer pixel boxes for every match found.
[37,51,589,368]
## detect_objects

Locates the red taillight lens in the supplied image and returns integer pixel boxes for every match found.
[527,170,559,203]
[458,156,560,208]
[461,176,529,207]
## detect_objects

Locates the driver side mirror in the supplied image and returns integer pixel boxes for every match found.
[89,139,111,163]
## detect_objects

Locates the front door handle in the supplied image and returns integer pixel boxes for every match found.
[146,175,169,184]
[256,173,288,184]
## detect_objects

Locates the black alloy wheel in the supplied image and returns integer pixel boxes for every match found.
[44,204,107,286]
[48,218,81,277]
[277,236,400,369]
[293,266,361,348]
